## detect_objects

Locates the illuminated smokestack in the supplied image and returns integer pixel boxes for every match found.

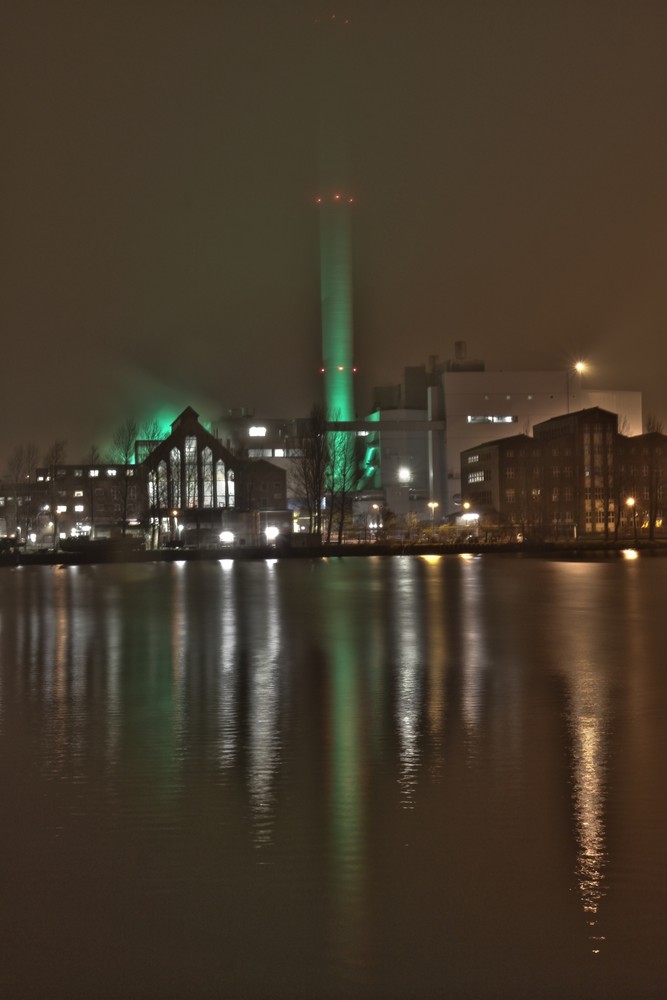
[318,193,355,420]
[315,11,356,421]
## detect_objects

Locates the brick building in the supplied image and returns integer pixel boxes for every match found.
[461,408,667,540]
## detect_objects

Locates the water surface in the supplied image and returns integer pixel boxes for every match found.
[1,555,666,999]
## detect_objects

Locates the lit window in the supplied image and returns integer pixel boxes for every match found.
[74,491,83,497]
[89,469,99,478]
[467,415,518,424]
[249,426,267,437]
[274,449,285,457]
[467,454,479,464]
[74,504,84,513]
[468,471,485,483]
[398,466,411,483]
[106,469,117,477]
[56,505,67,514]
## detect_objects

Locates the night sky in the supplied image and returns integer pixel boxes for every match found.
[3,0,667,467]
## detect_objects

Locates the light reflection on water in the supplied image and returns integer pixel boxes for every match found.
[2,556,667,999]
[550,564,612,953]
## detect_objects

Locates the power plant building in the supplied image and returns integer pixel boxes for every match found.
[360,350,643,520]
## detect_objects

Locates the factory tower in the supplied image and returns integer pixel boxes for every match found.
[315,12,356,421]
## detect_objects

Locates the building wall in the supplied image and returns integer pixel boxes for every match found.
[460,408,665,539]
[1,462,147,545]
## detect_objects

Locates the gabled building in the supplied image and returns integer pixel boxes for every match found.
[141,406,289,547]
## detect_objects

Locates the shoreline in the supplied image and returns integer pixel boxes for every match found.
[3,537,666,568]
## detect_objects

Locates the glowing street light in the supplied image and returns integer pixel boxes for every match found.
[567,359,588,412]
[460,500,480,539]
[369,502,382,541]
[428,500,439,530]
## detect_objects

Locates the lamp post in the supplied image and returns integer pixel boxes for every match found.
[427,501,439,535]
[626,496,638,544]
[371,502,380,541]
[566,360,587,413]
[461,500,479,540]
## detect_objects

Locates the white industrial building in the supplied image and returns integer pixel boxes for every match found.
[353,348,643,520]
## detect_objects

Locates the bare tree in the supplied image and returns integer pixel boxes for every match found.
[325,424,357,543]
[643,420,665,541]
[290,404,330,536]
[108,417,138,535]
[5,445,27,536]
[43,441,67,549]
[43,440,67,469]
[137,418,165,461]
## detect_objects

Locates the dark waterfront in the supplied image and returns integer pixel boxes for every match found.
[1,555,667,999]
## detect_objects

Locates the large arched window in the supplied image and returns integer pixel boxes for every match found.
[228,469,235,508]
[157,460,167,510]
[185,435,198,508]
[216,460,226,508]
[170,447,181,507]
[202,447,213,507]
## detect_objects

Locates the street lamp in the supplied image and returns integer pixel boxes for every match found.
[566,360,587,413]
[371,502,380,541]
[625,496,638,544]
[427,501,439,533]
[460,500,481,540]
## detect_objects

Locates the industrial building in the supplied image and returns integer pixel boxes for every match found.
[352,348,643,526]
